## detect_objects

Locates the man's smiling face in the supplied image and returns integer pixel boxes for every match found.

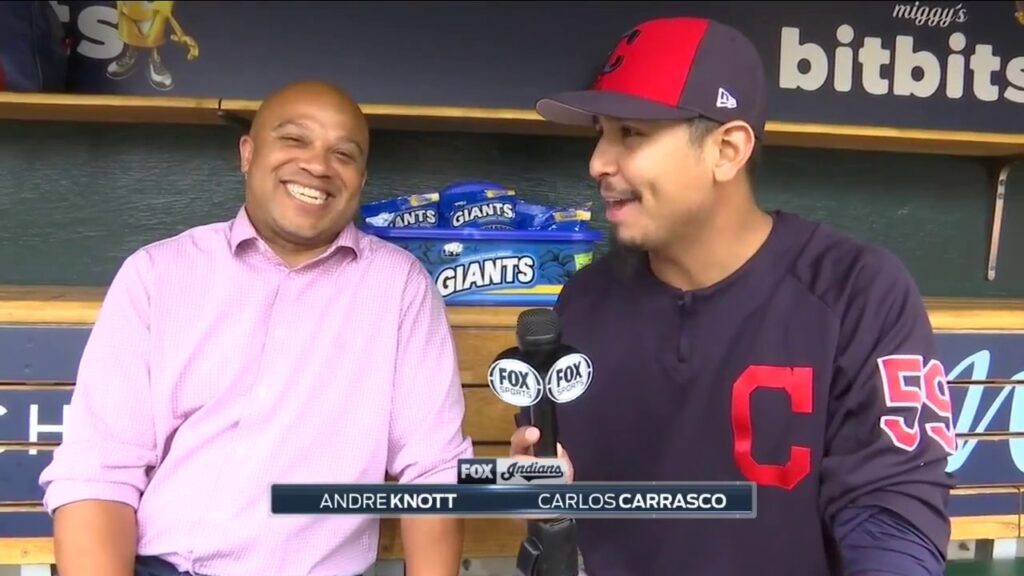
[590,116,721,252]
[239,82,370,260]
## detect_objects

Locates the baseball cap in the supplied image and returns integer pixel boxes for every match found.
[535,17,768,138]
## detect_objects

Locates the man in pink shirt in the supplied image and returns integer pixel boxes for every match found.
[39,81,474,576]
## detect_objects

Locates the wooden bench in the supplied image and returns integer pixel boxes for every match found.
[1,287,1023,571]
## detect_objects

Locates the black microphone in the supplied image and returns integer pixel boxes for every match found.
[489,308,592,457]
[488,308,593,576]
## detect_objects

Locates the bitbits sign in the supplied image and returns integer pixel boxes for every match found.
[763,1,1023,133]
[779,25,1023,104]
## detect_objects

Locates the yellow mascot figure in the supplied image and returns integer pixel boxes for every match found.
[106,1,199,91]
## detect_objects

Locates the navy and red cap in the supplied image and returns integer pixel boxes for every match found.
[536,17,768,138]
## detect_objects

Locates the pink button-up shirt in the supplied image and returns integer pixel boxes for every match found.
[39,207,474,576]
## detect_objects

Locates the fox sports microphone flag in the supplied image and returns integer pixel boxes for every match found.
[270,482,757,518]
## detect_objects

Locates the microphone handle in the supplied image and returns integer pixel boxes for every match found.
[520,345,561,459]
[532,396,558,459]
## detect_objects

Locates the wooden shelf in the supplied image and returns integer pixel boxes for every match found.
[220,99,583,137]
[0,92,223,125]
[2,285,1024,332]
[1,92,1022,157]
[925,297,1024,333]
[763,121,1024,158]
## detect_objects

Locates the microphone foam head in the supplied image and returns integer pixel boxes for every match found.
[516,308,560,348]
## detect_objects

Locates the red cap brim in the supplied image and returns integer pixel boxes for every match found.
[535,90,702,126]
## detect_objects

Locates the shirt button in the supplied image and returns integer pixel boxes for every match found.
[255,387,269,400]
[236,445,248,457]
[211,511,225,522]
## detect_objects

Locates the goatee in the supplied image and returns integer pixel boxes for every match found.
[608,226,648,281]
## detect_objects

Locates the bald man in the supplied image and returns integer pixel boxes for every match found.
[40,81,473,576]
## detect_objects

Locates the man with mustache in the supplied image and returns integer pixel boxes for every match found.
[511,17,955,576]
[40,81,471,576]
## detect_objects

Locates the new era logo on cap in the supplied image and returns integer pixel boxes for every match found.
[535,17,767,138]
[717,88,737,109]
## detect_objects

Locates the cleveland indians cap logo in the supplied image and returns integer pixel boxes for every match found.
[593,27,643,88]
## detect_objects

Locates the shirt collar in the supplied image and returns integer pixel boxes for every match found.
[228,205,362,261]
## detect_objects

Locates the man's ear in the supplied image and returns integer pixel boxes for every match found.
[711,121,756,183]
[239,134,254,175]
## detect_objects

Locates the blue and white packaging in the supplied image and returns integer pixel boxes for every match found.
[515,201,592,232]
[439,181,519,230]
[367,227,600,306]
[360,180,601,305]
[360,192,440,228]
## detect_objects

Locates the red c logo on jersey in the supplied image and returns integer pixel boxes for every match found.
[731,365,813,490]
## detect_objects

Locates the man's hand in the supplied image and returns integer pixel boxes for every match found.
[509,425,575,482]
[510,425,576,524]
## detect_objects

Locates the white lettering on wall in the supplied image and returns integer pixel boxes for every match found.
[1004,56,1024,103]
[892,2,969,28]
[944,351,1024,475]
[50,2,123,60]
[778,26,1023,103]
[29,404,68,456]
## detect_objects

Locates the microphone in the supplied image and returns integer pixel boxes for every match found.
[487,308,593,576]
[490,309,593,455]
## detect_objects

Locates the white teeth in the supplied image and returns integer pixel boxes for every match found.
[285,183,328,206]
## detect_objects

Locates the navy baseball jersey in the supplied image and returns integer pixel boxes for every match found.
[552,210,956,575]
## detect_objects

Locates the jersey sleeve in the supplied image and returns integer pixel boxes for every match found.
[834,506,946,575]
[819,246,957,557]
